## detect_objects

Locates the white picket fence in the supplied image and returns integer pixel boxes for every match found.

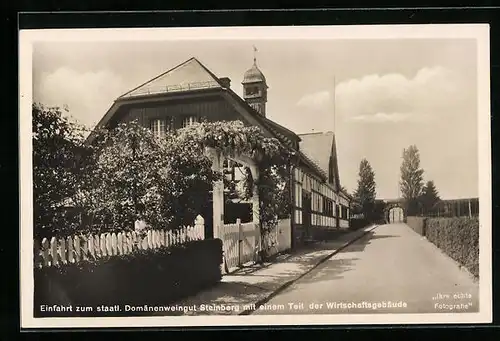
[34,220,205,268]
[220,219,257,272]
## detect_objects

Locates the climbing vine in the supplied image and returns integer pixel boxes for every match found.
[175,120,294,232]
[34,113,294,238]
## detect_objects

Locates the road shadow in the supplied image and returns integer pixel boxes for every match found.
[173,249,335,313]
[232,262,277,276]
[297,257,360,284]
[247,232,380,285]
[263,231,391,288]
[338,231,399,253]
[170,227,401,314]
[315,230,351,242]
[335,231,375,253]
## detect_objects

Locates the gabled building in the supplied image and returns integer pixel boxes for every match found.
[295,131,352,235]
[87,56,351,247]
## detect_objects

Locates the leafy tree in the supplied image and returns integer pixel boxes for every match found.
[80,120,221,232]
[372,199,387,223]
[84,119,291,232]
[34,112,292,250]
[174,120,292,232]
[353,158,376,221]
[82,121,171,232]
[399,145,424,216]
[258,163,292,224]
[159,131,220,229]
[32,103,88,239]
[419,180,441,216]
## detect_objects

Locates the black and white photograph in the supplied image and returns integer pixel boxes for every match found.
[20,24,491,328]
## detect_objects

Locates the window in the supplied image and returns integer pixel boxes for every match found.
[182,115,198,128]
[342,206,349,219]
[322,197,334,217]
[223,159,249,203]
[150,117,173,138]
[339,205,344,219]
[245,86,259,96]
[150,119,166,139]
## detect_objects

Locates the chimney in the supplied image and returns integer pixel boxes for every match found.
[219,77,231,88]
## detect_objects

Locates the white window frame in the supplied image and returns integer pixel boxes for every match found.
[150,118,166,139]
[182,115,198,128]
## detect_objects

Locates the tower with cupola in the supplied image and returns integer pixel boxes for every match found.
[242,48,268,117]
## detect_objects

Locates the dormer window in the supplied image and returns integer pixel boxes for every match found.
[182,115,198,128]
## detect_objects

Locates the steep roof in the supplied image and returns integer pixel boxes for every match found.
[298,132,334,175]
[87,57,301,148]
[86,57,334,182]
[119,57,223,99]
[221,89,299,146]
[298,131,340,190]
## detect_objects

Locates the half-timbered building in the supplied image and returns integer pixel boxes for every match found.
[87,56,351,256]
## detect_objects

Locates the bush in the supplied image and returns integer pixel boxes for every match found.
[425,217,479,278]
[34,238,223,317]
[33,103,88,239]
[350,218,369,230]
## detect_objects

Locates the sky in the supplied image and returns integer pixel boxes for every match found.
[32,36,479,200]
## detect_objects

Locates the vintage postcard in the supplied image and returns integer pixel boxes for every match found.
[20,24,491,328]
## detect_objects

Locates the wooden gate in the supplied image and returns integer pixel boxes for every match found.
[219,219,258,273]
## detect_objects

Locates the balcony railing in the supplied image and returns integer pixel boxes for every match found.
[122,80,221,98]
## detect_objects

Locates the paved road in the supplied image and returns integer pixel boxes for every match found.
[252,223,479,315]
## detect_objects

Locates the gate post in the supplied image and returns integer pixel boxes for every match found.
[195,215,205,240]
[204,147,224,240]
[249,164,261,262]
[237,218,242,267]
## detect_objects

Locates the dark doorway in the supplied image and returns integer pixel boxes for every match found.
[302,192,312,240]
[224,201,252,224]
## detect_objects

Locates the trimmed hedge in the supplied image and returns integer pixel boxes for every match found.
[34,238,223,317]
[425,217,479,278]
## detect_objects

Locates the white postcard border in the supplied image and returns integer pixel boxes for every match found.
[19,24,492,328]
